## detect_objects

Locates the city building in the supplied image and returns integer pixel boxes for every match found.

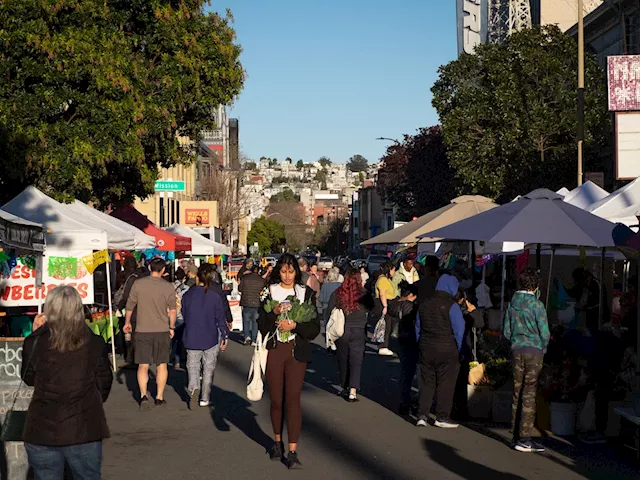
[357,186,396,250]
[201,105,230,168]
[229,118,240,170]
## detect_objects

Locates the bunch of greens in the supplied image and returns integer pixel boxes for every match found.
[264,295,316,342]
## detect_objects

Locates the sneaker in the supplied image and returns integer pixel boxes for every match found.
[347,392,359,403]
[199,401,210,407]
[434,417,459,429]
[154,398,167,407]
[190,388,200,407]
[416,415,428,427]
[378,348,394,356]
[269,441,284,461]
[251,341,257,347]
[286,451,302,469]
[244,337,252,346]
[514,438,545,453]
[581,432,607,445]
[139,395,151,411]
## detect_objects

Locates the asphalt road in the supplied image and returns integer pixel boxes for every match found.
[102,335,640,480]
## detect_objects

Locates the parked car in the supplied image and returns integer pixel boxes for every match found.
[366,254,389,275]
[317,257,333,271]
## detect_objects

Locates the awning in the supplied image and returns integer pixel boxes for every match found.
[0,209,45,252]
[110,206,192,252]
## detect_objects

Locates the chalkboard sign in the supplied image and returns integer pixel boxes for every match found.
[0,338,32,480]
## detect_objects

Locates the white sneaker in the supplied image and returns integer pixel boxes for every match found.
[416,416,428,427]
[378,348,394,356]
[199,401,210,407]
[434,418,459,429]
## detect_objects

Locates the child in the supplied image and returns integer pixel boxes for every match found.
[503,267,550,453]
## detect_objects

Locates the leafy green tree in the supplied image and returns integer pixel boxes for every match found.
[0,0,244,205]
[314,168,328,185]
[270,188,299,203]
[347,154,368,172]
[296,160,304,170]
[318,156,332,168]
[245,161,257,171]
[270,158,278,166]
[377,126,455,220]
[285,157,292,164]
[432,26,609,201]
[247,216,285,254]
[358,171,365,184]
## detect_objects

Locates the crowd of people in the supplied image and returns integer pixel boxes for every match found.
[15,249,639,476]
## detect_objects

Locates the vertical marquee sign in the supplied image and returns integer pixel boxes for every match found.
[457,0,488,56]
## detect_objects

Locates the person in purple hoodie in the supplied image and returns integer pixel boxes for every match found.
[181,264,229,408]
[416,274,465,428]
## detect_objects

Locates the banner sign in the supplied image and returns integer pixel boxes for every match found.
[608,55,640,111]
[457,0,488,56]
[0,251,94,307]
[185,209,210,225]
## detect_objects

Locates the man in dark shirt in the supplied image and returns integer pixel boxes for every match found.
[415,256,440,305]
[239,265,265,345]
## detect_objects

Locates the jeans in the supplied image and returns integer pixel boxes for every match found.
[187,344,221,402]
[25,441,102,480]
[171,318,185,365]
[242,307,259,342]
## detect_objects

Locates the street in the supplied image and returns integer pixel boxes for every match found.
[102,335,639,480]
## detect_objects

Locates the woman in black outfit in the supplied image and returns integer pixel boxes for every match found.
[329,268,373,402]
[257,253,320,469]
[21,285,113,479]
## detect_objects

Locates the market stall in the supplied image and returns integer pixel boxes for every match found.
[166,223,230,256]
[110,206,191,252]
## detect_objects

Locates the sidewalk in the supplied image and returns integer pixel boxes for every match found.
[102,337,640,480]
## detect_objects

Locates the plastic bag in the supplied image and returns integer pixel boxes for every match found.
[371,316,386,344]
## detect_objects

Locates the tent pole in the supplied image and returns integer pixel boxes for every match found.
[105,253,117,372]
[546,248,555,311]
[536,244,541,270]
[598,248,605,330]
[636,265,640,391]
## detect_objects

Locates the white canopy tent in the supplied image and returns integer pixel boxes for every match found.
[66,200,155,251]
[562,181,610,210]
[166,223,231,256]
[588,177,640,227]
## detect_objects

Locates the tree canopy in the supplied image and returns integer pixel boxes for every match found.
[296,159,304,170]
[0,0,244,206]
[270,188,300,203]
[247,216,285,254]
[347,154,368,172]
[377,126,455,220]
[318,156,332,168]
[432,26,609,201]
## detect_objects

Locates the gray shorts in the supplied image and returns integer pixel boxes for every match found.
[135,332,171,365]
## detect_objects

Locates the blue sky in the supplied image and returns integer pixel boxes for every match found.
[210,1,456,164]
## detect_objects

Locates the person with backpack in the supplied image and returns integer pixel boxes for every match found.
[172,268,190,368]
[115,257,141,366]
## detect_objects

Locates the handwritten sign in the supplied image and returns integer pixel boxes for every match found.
[0,338,32,479]
[185,209,210,225]
[0,251,94,307]
[608,55,640,111]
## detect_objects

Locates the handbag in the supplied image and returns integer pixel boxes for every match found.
[246,330,271,402]
[371,316,386,344]
[1,337,39,442]
[326,307,345,344]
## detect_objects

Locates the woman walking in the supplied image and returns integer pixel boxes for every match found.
[329,268,373,402]
[258,253,320,469]
[318,266,343,327]
[21,286,113,479]
[375,261,399,356]
[182,264,230,408]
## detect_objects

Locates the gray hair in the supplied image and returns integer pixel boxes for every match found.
[44,286,87,352]
[326,266,341,283]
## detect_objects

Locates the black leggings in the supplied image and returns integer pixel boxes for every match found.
[266,342,307,443]
[335,325,366,390]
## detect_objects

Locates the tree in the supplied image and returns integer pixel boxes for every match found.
[358,171,365,184]
[245,161,257,171]
[270,158,278,166]
[198,168,249,243]
[270,188,300,203]
[247,216,285,254]
[313,218,347,257]
[347,155,368,172]
[377,126,455,220]
[432,25,609,201]
[296,160,304,170]
[0,1,244,206]
[285,157,292,164]
[314,169,328,184]
[318,156,332,168]
[267,200,309,251]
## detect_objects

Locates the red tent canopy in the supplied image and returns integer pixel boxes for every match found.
[110,206,192,252]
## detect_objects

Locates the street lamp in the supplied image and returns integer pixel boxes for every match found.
[376,137,401,145]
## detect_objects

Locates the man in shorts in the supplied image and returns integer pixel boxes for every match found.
[124,258,177,410]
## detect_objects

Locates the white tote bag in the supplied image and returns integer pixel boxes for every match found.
[326,307,345,345]
[247,331,270,402]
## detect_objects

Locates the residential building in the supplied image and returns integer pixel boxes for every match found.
[201,105,230,168]
[229,118,240,170]
[357,186,396,248]
[532,0,603,31]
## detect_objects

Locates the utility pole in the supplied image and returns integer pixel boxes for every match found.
[577,0,584,186]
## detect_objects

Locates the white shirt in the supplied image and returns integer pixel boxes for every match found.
[269,284,305,343]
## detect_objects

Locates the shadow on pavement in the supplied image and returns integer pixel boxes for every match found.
[115,366,190,404]
[422,439,526,480]
[209,385,273,453]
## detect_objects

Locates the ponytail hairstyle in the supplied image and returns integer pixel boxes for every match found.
[197,264,215,293]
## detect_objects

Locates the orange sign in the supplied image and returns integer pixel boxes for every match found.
[185,209,209,225]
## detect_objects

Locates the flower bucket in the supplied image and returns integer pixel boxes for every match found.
[467,385,492,419]
[550,402,577,436]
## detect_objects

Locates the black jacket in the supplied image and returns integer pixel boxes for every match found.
[21,325,113,446]
[418,290,457,351]
[239,272,266,308]
[208,280,233,324]
[257,285,320,363]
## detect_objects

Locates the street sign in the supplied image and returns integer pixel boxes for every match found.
[154,180,185,192]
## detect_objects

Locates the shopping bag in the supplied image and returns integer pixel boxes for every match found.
[247,331,270,402]
[326,307,345,344]
[371,316,386,344]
